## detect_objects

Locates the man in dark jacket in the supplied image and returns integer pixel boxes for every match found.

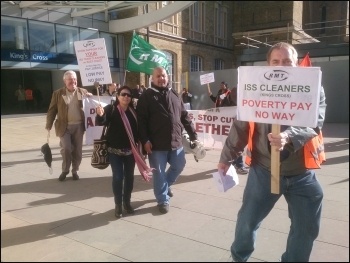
[136,67,198,214]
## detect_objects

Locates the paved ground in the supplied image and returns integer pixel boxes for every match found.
[1,114,349,262]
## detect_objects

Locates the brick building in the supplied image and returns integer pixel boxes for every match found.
[120,1,348,91]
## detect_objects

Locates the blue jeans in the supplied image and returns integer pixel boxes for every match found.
[109,153,135,205]
[231,165,323,262]
[148,148,186,205]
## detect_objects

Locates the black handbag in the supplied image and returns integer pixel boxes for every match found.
[91,125,110,169]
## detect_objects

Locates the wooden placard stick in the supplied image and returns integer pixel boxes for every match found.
[271,124,281,194]
[96,82,101,105]
[207,83,211,95]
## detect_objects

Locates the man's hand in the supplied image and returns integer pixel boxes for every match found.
[267,132,290,151]
[144,141,152,154]
[217,162,230,175]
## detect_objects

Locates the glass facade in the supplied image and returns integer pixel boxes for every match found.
[1,16,28,50]
[56,25,79,54]
[29,20,55,52]
[1,15,124,115]
[79,28,99,40]
[1,15,122,62]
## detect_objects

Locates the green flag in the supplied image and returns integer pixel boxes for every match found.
[126,32,170,75]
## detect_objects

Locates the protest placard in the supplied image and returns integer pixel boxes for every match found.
[200,72,215,94]
[237,66,322,194]
[74,38,112,86]
[237,66,322,127]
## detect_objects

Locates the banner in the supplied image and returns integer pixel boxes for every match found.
[83,96,116,145]
[126,32,170,75]
[83,98,237,149]
[187,107,237,149]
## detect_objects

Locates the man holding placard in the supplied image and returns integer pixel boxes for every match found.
[217,42,326,262]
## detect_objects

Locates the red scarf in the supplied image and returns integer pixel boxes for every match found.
[117,104,153,182]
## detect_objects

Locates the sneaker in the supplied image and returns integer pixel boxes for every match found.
[58,171,69,181]
[158,203,169,214]
[72,172,79,180]
[167,187,174,197]
[236,167,249,175]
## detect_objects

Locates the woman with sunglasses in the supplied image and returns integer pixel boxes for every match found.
[96,86,138,218]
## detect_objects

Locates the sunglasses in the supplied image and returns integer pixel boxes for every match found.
[120,93,132,98]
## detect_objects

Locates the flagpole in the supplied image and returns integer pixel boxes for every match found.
[123,70,127,86]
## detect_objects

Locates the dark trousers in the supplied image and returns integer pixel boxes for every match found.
[109,153,135,205]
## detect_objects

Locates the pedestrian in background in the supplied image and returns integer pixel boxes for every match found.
[15,84,26,112]
[208,81,234,107]
[217,42,326,262]
[181,88,193,110]
[103,83,117,97]
[25,87,34,111]
[45,70,92,181]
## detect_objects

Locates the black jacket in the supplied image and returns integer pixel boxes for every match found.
[95,103,138,149]
[136,83,197,151]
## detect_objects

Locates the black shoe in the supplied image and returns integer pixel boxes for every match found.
[58,171,69,181]
[235,166,249,175]
[167,187,174,197]
[158,203,169,214]
[115,204,123,218]
[123,202,135,214]
[72,172,79,180]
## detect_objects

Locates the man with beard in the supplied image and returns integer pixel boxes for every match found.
[136,67,198,214]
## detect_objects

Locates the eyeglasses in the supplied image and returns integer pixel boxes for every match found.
[120,93,132,98]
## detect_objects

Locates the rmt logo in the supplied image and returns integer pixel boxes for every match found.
[83,41,95,48]
[264,69,289,81]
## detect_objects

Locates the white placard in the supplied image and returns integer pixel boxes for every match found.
[74,38,112,87]
[200,72,215,85]
[237,66,322,127]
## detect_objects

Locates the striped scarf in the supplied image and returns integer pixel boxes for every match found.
[117,104,153,182]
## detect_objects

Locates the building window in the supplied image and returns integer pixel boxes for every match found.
[190,55,202,72]
[156,1,179,35]
[56,25,78,54]
[1,16,28,50]
[214,2,227,46]
[28,20,55,52]
[79,28,99,40]
[214,59,224,70]
[189,1,206,41]
[100,32,116,58]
